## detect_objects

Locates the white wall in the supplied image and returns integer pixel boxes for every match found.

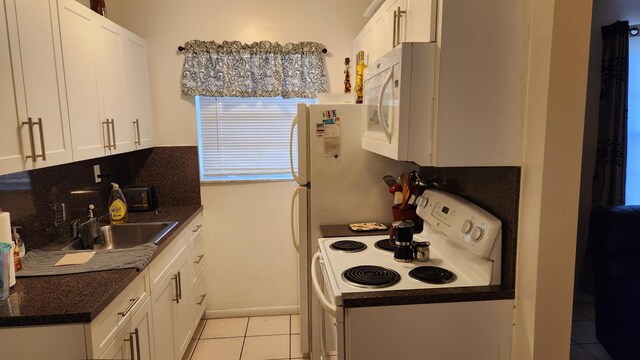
[511,0,592,358]
[575,0,640,296]
[107,0,371,314]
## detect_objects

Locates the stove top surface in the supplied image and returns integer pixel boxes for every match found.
[318,227,495,300]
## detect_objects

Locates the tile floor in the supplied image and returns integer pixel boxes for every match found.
[570,300,613,360]
[182,315,310,360]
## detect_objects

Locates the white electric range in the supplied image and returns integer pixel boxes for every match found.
[311,190,513,360]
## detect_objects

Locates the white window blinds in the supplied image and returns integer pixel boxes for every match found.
[197,96,315,181]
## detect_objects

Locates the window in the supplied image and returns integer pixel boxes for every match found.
[197,97,316,182]
[627,33,639,203]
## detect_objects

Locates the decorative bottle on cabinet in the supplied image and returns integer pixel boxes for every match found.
[355,51,367,104]
[90,0,107,17]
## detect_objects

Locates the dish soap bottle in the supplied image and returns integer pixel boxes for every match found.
[108,182,128,224]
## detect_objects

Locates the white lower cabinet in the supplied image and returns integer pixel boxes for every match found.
[101,297,155,360]
[0,212,206,360]
[151,252,192,360]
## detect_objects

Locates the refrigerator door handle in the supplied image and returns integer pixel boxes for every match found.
[290,114,300,185]
[290,187,300,253]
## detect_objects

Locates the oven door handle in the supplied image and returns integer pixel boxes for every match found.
[311,252,337,317]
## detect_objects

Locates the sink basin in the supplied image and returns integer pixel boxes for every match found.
[64,221,179,250]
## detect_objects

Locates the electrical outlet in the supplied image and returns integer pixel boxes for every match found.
[94,165,101,183]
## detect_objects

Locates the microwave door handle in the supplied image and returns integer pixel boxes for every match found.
[290,115,300,184]
[378,69,394,143]
[311,252,337,317]
[290,187,300,253]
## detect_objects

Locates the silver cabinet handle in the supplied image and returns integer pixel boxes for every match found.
[177,271,183,300]
[134,328,141,360]
[103,119,111,149]
[34,118,46,161]
[23,117,36,162]
[392,9,397,47]
[118,297,141,317]
[197,293,207,306]
[124,332,136,360]
[172,274,180,303]
[194,254,204,264]
[111,119,117,150]
[396,7,406,47]
[133,119,141,145]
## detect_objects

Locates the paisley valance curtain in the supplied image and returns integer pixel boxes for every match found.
[181,40,327,98]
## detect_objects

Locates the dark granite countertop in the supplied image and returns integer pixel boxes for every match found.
[320,224,515,308]
[0,205,202,327]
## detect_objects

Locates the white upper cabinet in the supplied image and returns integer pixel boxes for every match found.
[354,0,437,64]
[124,33,155,150]
[58,0,107,161]
[95,17,135,154]
[2,0,73,174]
[0,2,23,175]
[59,0,144,160]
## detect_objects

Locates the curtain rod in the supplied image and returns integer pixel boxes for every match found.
[177,45,328,53]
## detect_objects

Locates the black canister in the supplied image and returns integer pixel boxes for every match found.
[392,220,415,262]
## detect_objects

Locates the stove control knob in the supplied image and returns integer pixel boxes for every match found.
[471,226,483,242]
[461,220,473,234]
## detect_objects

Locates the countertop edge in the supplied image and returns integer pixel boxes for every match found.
[341,286,515,308]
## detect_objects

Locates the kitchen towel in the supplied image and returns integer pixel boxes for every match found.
[15,243,157,277]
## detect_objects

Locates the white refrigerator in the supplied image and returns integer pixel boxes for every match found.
[289,103,416,359]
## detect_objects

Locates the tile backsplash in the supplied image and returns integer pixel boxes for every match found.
[0,146,200,250]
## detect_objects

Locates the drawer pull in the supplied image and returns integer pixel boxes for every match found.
[134,328,141,360]
[177,271,183,300]
[197,293,207,306]
[194,254,205,264]
[118,297,140,318]
[192,224,202,233]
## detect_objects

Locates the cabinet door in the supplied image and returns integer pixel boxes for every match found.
[0,2,24,175]
[406,0,437,42]
[151,269,178,360]
[101,327,133,360]
[384,0,407,50]
[95,18,135,154]
[124,33,154,150]
[5,0,73,169]
[173,255,193,359]
[129,297,155,360]
[58,0,107,161]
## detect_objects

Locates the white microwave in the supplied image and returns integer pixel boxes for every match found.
[361,42,436,165]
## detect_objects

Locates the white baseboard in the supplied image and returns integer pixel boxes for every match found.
[205,305,299,319]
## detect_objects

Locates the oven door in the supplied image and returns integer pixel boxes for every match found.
[311,252,344,360]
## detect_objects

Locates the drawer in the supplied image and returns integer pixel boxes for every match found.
[86,268,150,358]
[186,212,203,247]
[188,231,205,292]
[190,276,207,331]
[149,230,187,292]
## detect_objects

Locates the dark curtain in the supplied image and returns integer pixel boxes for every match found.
[592,21,629,207]
[580,21,630,296]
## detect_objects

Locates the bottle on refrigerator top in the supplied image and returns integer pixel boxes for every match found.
[108,183,128,224]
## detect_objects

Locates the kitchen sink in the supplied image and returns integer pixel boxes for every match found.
[64,221,179,250]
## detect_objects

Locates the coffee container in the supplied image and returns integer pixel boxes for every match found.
[392,220,415,262]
